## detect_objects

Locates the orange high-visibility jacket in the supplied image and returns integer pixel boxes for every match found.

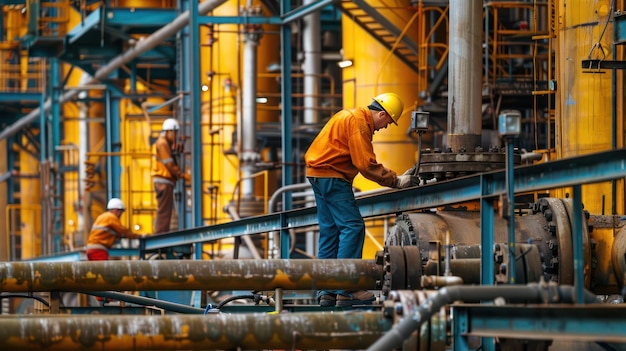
[87,211,132,248]
[151,133,184,184]
[305,107,397,187]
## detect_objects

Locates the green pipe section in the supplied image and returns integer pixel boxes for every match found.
[0,259,382,292]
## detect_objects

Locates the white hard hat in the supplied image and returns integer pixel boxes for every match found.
[106,198,126,210]
[162,118,180,131]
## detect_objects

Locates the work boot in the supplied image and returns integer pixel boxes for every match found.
[336,290,375,307]
[318,293,337,307]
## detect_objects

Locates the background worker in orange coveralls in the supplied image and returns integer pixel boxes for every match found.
[304,92,419,307]
[86,198,142,261]
[152,118,190,234]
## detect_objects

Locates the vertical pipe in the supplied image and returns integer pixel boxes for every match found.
[78,85,88,246]
[447,0,482,151]
[302,0,321,124]
[241,7,260,199]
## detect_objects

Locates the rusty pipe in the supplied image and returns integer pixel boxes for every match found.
[0,312,391,350]
[0,259,382,293]
[421,275,464,288]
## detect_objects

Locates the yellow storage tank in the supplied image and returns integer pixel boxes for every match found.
[555,0,624,215]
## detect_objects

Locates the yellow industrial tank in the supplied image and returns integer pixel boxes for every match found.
[555,0,624,215]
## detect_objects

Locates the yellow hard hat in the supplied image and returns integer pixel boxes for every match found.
[373,92,404,125]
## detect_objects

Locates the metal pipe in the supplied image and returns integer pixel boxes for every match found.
[223,202,264,259]
[85,291,205,314]
[447,0,482,151]
[240,6,262,198]
[302,0,321,124]
[0,312,391,350]
[0,0,229,142]
[366,283,598,351]
[267,182,313,258]
[421,275,463,288]
[0,259,382,292]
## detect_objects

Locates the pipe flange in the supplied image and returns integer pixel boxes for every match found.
[382,246,407,296]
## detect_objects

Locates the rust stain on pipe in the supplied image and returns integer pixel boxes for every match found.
[0,259,382,292]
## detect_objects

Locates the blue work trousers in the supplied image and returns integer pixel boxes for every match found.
[308,177,365,297]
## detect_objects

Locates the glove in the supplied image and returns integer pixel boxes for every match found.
[394,175,420,189]
[402,166,417,176]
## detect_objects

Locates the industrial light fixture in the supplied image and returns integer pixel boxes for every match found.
[498,110,521,136]
[337,59,353,68]
[256,97,268,104]
[411,111,430,132]
[201,85,209,92]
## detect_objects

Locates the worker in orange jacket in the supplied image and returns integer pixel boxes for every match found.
[305,92,419,307]
[86,198,142,261]
[151,118,190,234]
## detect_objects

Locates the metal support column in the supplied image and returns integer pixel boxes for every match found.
[189,0,203,228]
[506,140,515,284]
[572,184,584,303]
[479,172,496,351]
[480,173,494,286]
[105,88,122,199]
[178,0,192,229]
[280,0,293,259]
[50,58,62,254]
[39,59,49,254]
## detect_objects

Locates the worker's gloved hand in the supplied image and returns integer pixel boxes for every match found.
[402,166,417,176]
[394,175,420,188]
[176,142,185,153]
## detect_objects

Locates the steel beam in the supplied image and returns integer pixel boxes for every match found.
[454,304,626,343]
[0,259,382,293]
[0,312,391,350]
[143,149,626,251]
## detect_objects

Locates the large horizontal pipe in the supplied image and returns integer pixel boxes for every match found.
[0,312,391,350]
[0,259,382,292]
